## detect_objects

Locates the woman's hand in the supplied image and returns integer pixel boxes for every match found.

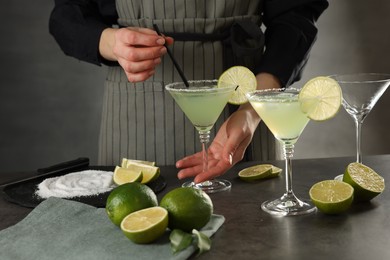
[99,27,173,82]
[176,103,261,183]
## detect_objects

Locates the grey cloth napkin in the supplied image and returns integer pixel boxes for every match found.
[0,197,225,260]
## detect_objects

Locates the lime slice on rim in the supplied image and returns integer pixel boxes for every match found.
[238,164,273,181]
[343,162,385,202]
[218,66,257,105]
[299,76,342,121]
[121,206,168,244]
[309,180,354,214]
[113,166,143,185]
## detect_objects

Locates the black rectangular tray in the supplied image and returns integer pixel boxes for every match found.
[1,158,166,208]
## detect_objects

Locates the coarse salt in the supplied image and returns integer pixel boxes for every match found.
[35,170,117,199]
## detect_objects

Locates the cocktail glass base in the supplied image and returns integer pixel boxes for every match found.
[261,193,316,216]
[182,179,232,193]
[334,174,343,181]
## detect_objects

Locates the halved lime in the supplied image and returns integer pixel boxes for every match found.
[309,180,354,214]
[218,66,257,105]
[299,76,342,121]
[123,162,160,184]
[343,162,385,202]
[113,166,143,185]
[238,164,273,181]
[121,206,168,244]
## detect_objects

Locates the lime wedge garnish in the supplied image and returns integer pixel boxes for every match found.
[309,180,354,214]
[343,162,385,202]
[299,76,342,121]
[218,66,257,105]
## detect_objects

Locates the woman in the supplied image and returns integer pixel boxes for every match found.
[49,0,328,183]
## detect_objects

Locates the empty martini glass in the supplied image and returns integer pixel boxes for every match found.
[166,80,235,193]
[330,73,390,180]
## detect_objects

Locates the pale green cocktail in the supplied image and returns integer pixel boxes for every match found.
[247,88,316,216]
[166,80,235,193]
[250,92,309,144]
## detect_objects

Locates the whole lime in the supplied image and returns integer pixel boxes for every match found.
[106,182,158,226]
[160,187,213,232]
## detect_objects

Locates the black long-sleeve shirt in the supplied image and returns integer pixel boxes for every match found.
[49,0,328,86]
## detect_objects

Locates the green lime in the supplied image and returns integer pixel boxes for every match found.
[343,162,385,202]
[299,76,342,121]
[123,162,160,184]
[121,206,168,244]
[113,166,143,185]
[160,187,213,232]
[238,164,273,181]
[309,180,354,214]
[106,182,158,226]
[218,66,257,105]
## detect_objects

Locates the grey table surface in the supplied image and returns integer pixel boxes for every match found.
[1,155,390,259]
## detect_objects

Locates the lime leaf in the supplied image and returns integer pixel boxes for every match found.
[169,229,194,254]
[192,229,211,256]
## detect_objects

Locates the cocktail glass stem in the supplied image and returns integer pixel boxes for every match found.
[261,141,316,216]
[199,130,212,186]
[355,119,363,163]
[284,143,294,196]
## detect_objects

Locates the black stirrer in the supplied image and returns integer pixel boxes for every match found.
[153,23,189,87]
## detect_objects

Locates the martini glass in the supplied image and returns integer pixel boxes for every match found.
[165,80,235,193]
[246,88,316,216]
[330,73,390,180]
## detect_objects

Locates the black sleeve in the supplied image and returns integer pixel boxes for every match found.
[49,0,118,66]
[254,0,329,87]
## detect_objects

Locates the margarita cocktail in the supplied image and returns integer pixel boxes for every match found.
[247,88,315,216]
[166,80,235,193]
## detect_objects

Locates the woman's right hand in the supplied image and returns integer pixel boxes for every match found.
[99,27,173,82]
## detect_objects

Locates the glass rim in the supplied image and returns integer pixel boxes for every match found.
[165,79,236,92]
[328,73,390,84]
[246,87,300,96]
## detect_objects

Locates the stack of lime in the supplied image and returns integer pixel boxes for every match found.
[238,164,282,182]
[106,182,213,245]
[309,162,385,215]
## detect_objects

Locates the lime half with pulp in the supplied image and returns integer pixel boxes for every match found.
[343,162,385,202]
[309,180,354,214]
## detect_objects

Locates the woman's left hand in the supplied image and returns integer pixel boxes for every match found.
[176,103,261,183]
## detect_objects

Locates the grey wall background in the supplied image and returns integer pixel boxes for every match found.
[1,0,390,173]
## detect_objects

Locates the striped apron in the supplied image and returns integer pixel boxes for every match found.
[98,0,275,166]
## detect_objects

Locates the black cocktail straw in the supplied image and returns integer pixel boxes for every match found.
[153,23,189,87]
